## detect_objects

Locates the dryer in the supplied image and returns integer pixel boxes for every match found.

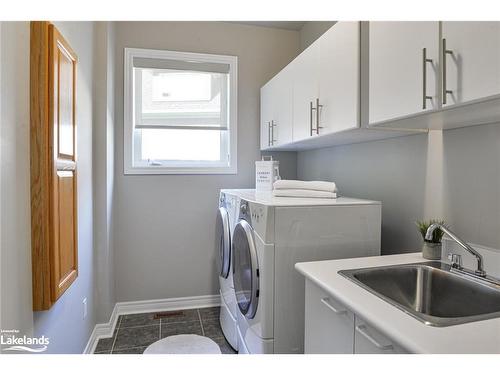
[216,191,240,350]
[230,190,382,354]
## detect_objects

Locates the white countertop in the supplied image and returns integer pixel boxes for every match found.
[295,252,500,354]
[221,189,380,207]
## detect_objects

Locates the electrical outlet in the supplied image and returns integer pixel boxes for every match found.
[82,298,87,319]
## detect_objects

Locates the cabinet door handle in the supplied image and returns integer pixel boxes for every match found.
[315,98,323,135]
[442,38,453,105]
[270,120,277,145]
[422,48,433,109]
[309,101,316,136]
[355,324,393,350]
[267,121,271,147]
[320,297,347,315]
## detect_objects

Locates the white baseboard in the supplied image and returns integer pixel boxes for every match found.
[83,294,220,354]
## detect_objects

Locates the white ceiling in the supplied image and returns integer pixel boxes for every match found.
[229,21,307,31]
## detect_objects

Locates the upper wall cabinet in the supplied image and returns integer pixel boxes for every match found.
[292,41,320,141]
[371,21,500,130]
[369,22,440,123]
[261,65,293,149]
[292,22,360,142]
[318,22,360,136]
[441,22,500,106]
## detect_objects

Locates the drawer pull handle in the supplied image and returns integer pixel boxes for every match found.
[355,324,393,350]
[320,297,347,315]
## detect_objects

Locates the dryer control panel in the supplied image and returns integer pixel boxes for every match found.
[238,200,274,243]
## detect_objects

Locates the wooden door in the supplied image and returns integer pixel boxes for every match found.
[369,22,440,124]
[31,21,78,310]
[441,21,500,106]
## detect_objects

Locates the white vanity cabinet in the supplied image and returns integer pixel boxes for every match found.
[369,22,440,124]
[304,280,355,353]
[304,280,408,354]
[441,22,500,107]
[260,66,294,149]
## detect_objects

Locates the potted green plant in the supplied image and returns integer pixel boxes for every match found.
[416,219,446,260]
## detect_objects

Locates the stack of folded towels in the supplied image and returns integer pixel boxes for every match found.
[272,180,338,199]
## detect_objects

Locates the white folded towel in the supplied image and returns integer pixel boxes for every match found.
[272,189,337,199]
[273,179,337,193]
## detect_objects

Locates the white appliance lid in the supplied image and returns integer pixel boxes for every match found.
[220,189,380,207]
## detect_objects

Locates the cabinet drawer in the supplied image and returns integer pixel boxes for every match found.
[354,317,408,354]
[304,280,355,354]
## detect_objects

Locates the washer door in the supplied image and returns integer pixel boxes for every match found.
[216,206,231,278]
[232,220,259,318]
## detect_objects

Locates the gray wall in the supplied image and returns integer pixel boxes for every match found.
[113,22,300,302]
[299,21,336,51]
[32,21,97,354]
[0,21,34,341]
[93,22,116,323]
[298,125,500,254]
[1,21,99,354]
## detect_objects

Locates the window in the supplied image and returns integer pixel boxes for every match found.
[124,48,237,174]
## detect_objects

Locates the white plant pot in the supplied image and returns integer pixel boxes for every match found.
[422,242,442,260]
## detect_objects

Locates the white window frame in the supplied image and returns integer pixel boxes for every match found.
[124,47,238,175]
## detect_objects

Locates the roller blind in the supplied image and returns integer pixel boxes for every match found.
[134,57,229,131]
[133,57,230,74]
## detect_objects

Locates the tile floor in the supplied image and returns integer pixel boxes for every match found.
[93,307,237,354]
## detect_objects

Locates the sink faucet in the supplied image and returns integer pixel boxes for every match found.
[425,223,486,277]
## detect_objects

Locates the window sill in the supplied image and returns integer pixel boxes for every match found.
[123,165,238,175]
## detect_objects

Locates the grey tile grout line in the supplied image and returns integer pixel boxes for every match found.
[110,315,122,354]
[197,309,205,336]
[116,320,199,330]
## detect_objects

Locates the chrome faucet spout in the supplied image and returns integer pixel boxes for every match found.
[425,223,486,277]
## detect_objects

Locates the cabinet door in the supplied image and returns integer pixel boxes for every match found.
[49,24,79,301]
[304,280,355,354]
[369,22,440,124]
[30,21,78,310]
[292,42,320,141]
[354,317,407,354]
[260,81,273,150]
[441,22,500,106]
[319,22,360,134]
[272,66,293,146]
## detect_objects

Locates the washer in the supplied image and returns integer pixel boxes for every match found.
[216,191,240,350]
[230,189,382,354]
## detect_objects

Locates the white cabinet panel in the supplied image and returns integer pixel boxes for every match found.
[354,317,408,354]
[442,22,500,106]
[272,66,293,146]
[304,280,355,354]
[369,22,440,123]
[260,81,273,150]
[319,22,360,134]
[292,42,320,142]
[260,67,293,149]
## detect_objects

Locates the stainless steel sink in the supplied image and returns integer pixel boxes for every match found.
[339,262,500,326]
